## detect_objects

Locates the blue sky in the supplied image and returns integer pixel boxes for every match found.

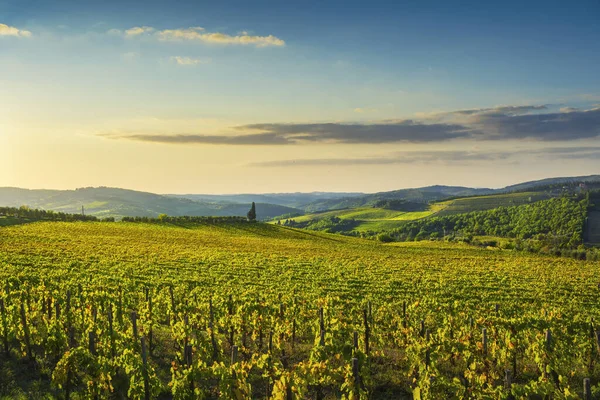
[1,0,599,193]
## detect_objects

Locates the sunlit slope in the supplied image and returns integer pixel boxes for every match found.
[278,207,439,232]
[289,208,428,223]
[282,191,556,233]
[0,220,593,288]
[434,191,552,217]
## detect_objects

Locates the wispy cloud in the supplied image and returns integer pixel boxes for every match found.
[170,56,211,66]
[249,146,600,167]
[559,107,579,113]
[99,105,600,146]
[0,23,32,38]
[470,107,600,141]
[99,132,290,145]
[354,107,378,113]
[451,104,549,116]
[125,26,155,36]
[249,151,513,167]
[234,121,476,143]
[116,25,285,47]
[416,104,550,120]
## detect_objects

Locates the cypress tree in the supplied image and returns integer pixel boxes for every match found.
[247,202,256,221]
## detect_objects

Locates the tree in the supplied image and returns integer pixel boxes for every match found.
[247,202,256,221]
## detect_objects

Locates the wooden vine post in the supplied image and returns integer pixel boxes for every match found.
[131,311,139,342]
[363,308,370,355]
[583,378,591,400]
[209,298,218,362]
[0,299,8,355]
[148,289,153,356]
[319,307,325,347]
[20,302,32,360]
[482,328,488,357]
[108,306,116,359]
[230,345,239,398]
[352,357,360,398]
[228,294,234,346]
[425,329,431,369]
[141,337,151,400]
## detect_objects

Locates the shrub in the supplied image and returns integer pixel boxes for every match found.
[377,234,394,243]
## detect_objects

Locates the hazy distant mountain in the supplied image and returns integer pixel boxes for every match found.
[168,192,363,209]
[2,175,597,220]
[0,187,301,220]
[299,176,600,211]
[301,186,495,212]
[503,175,600,192]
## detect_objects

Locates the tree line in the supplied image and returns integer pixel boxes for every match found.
[389,196,587,247]
[121,215,249,224]
[0,206,105,222]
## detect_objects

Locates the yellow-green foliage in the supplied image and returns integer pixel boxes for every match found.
[285,207,437,232]
[435,192,552,217]
[0,221,599,398]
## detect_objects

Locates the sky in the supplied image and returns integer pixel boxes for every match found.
[1,0,599,194]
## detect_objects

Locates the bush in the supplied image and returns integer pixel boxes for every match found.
[377,234,394,243]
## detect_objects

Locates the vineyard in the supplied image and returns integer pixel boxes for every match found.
[0,221,599,399]
[433,192,553,217]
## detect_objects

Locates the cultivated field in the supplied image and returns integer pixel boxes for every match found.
[433,192,553,217]
[0,221,599,398]
[286,192,554,234]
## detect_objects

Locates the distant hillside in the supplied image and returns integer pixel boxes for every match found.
[434,192,554,217]
[281,191,559,234]
[169,192,363,209]
[503,175,600,192]
[302,185,494,212]
[165,175,600,213]
[3,175,598,221]
[0,187,301,220]
[389,196,589,249]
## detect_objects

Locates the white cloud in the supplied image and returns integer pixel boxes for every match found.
[116,25,285,47]
[0,23,32,38]
[170,56,211,66]
[354,107,378,113]
[559,107,579,113]
[125,26,155,36]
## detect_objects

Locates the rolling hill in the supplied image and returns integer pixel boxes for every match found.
[285,191,562,234]
[300,185,495,212]
[503,174,600,192]
[168,192,363,209]
[3,174,598,224]
[170,175,600,214]
[0,187,301,220]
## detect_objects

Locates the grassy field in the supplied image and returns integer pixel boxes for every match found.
[0,221,599,398]
[283,204,447,232]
